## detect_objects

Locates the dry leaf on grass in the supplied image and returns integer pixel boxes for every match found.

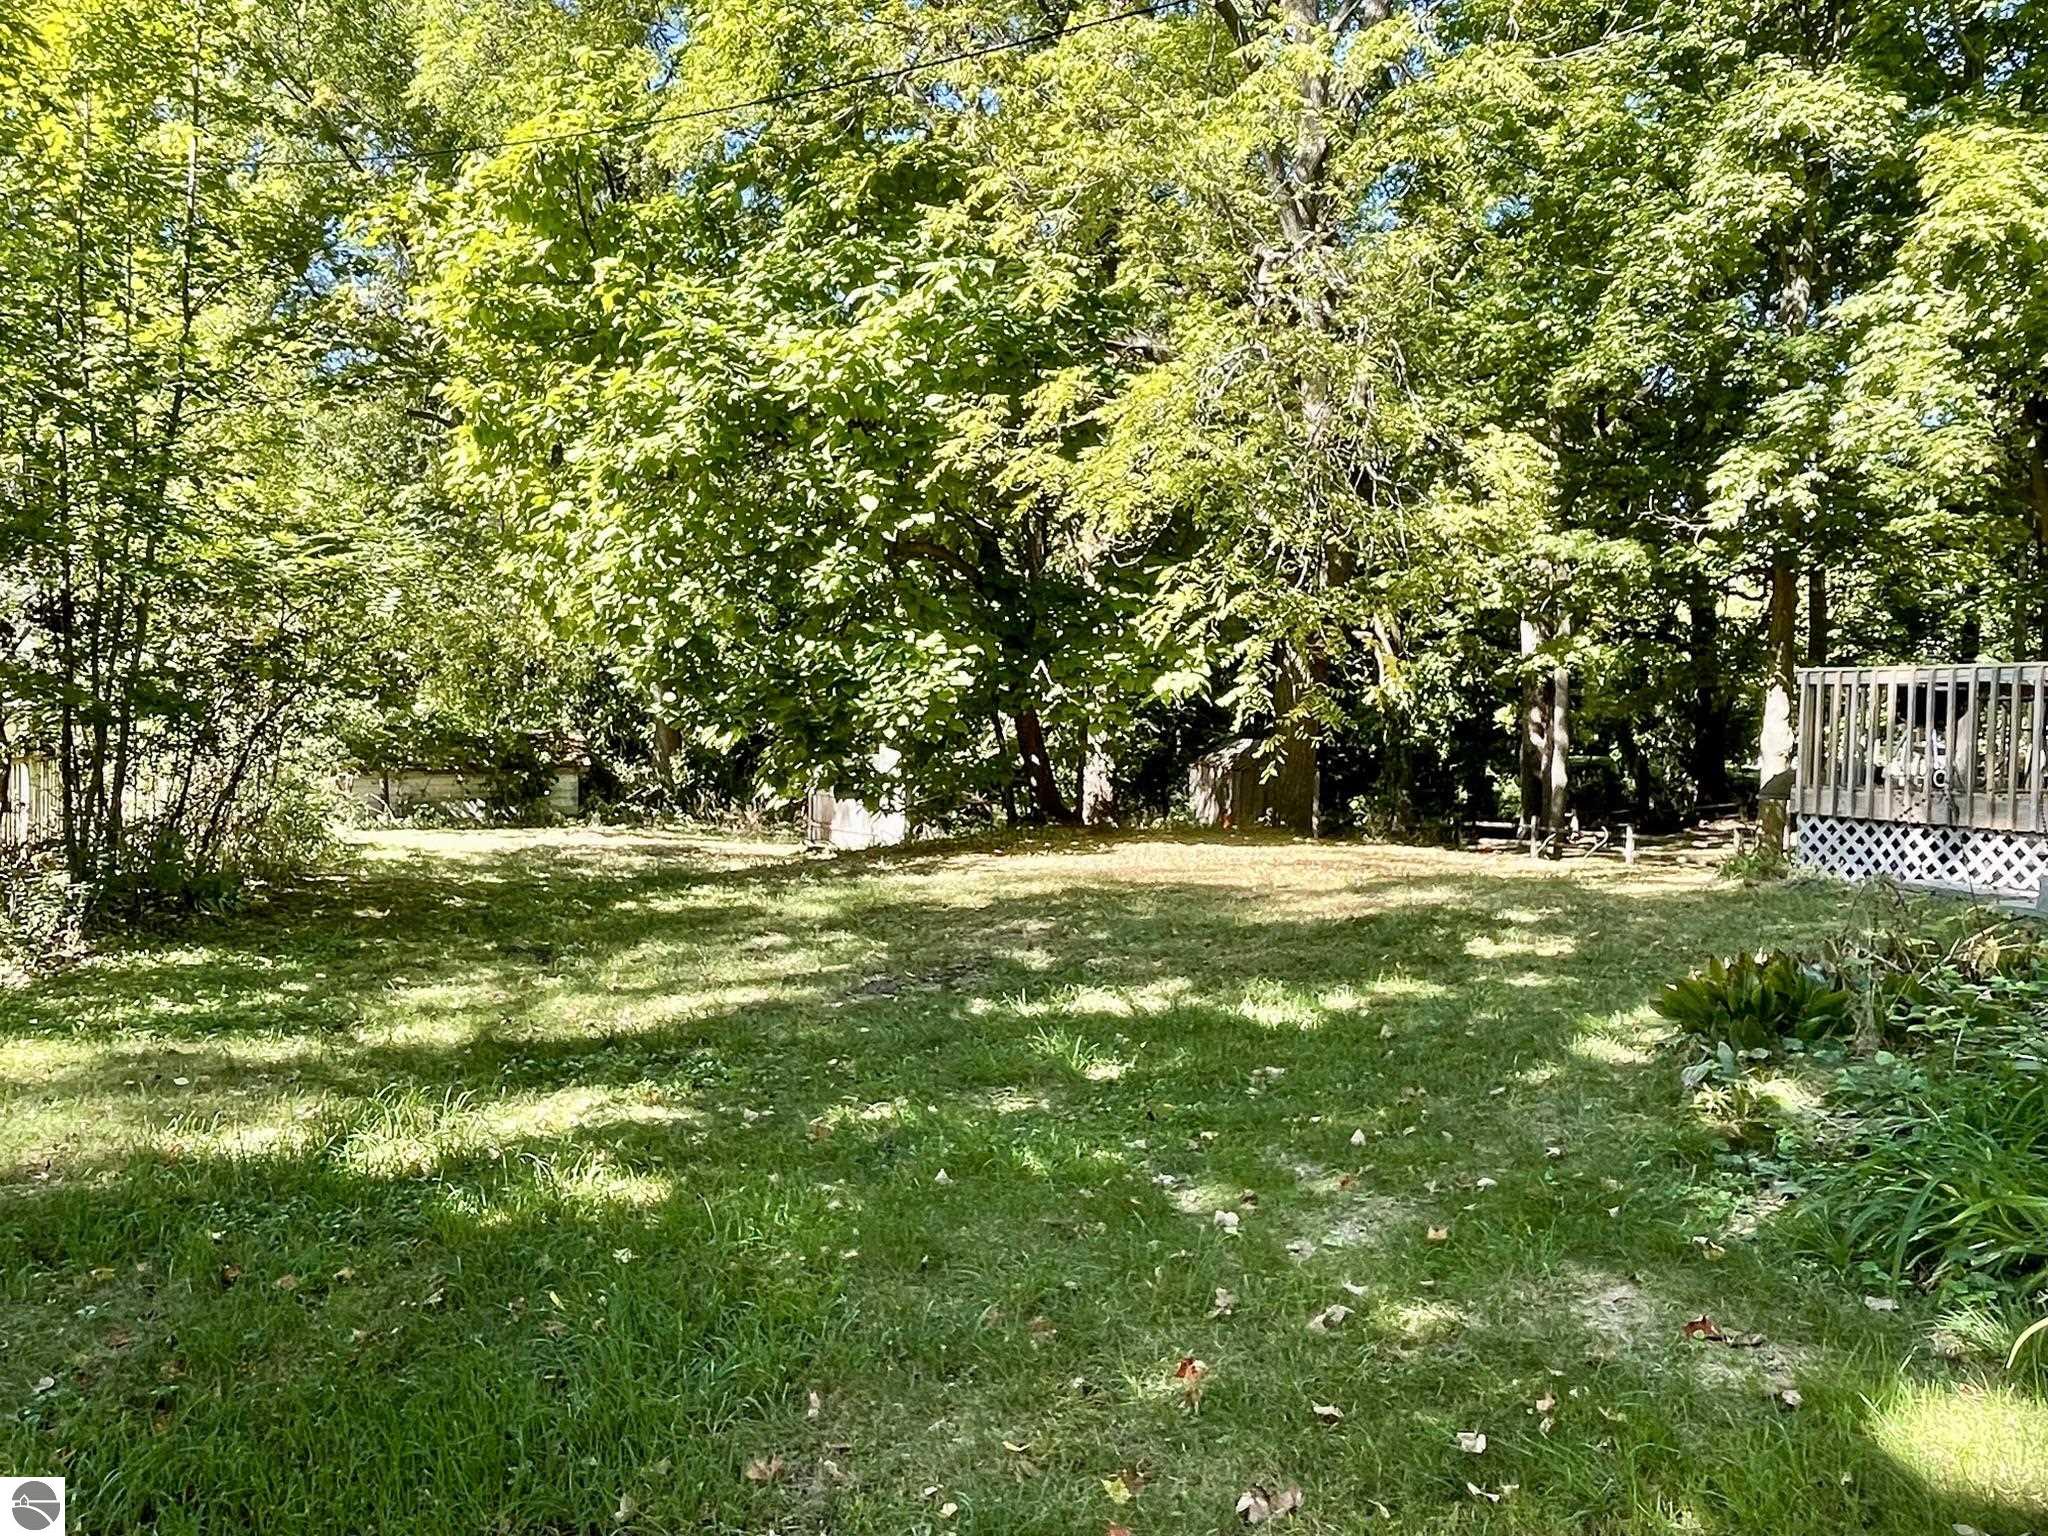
[1208,1287,1237,1319]
[1862,1295,1899,1312]
[1681,1315,1765,1348]
[1306,1304,1352,1333]
[1425,1226,1449,1243]
[1310,1401,1344,1424]
[1455,1431,1487,1454]
[1214,1210,1241,1234]
[1236,1483,1304,1524]
[742,1455,784,1484]
[1350,1128,1367,1146]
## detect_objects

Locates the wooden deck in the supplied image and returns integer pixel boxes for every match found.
[1795,663,2047,833]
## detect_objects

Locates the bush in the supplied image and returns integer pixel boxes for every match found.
[1654,950,1853,1051]
[1,855,89,975]
[1799,1030,2048,1296]
[1685,909,2048,1306]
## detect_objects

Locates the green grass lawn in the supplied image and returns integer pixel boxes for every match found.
[3,828,2043,1533]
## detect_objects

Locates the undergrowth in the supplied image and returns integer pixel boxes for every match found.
[1675,890,2048,1351]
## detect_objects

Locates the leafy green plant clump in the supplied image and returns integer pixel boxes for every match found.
[1654,950,1852,1051]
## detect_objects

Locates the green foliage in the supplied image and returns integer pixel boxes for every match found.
[1701,907,2048,1305]
[1809,1040,2048,1296]
[1655,950,1853,1051]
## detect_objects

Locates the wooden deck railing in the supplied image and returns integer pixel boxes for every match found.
[1795,663,2048,832]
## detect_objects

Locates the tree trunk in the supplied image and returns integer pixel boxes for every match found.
[1013,707,1077,825]
[1806,567,1828,665]
[1688,576,1730,806]
[2028,396,2048,658]
[651,720,681,798]
[1543,623,1571,836]
[1268,658,1319,834]
[990,713,1018,827]
[1518,615,1547,830]
[1757,558,1800,847]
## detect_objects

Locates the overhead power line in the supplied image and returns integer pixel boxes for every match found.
[247,0,1185,172]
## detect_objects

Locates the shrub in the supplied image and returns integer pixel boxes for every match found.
[1687,910,2048,1306]
[1799,1033,2048,1296]
[1,855,90,975]
[1654,950,1852,1051]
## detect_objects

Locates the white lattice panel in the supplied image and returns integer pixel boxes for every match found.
[1796,814,2048,900]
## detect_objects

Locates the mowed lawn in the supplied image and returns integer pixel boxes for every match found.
[3,829,2043,1534]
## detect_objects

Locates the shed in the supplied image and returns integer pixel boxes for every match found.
[1791,663,2048,903]
[805,747,909,851]
[341,737,587,819]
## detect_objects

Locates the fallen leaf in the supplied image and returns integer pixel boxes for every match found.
[1285,1239,1315,1260]
[615,1491,640,1523]
[1272,1485,1304,1517]
[1474,1177,1497,1191]
[1776,1386,1803,1409]
[807,1390,822,1420]
[1425,1226,1449,1243]
[1214,1210,1241,1234]
[1456,1430,1487,1454]
[220,1264,242,1286]
[1862,1295,1899,1313]
[1208,1287,1237,1319]
[1002,1439,1031,1454]
[1108,1526,1134,1536]
[1534,1392,1556,1414]
[333,1267,356,1283]
[31,1375,56,1395]
[275,1274,299,1291]
[1681,1315,1766,1348]
[1340,1281,1367,1297]
[742,1455,783,1484]
[933,1169,951,1186]
[1310,1401,1343,1424]
[1349,1128,1367,1146]
[1307,1304,1353,1333]
[939,1501,959,1519]
[1102,1469,1146,1504]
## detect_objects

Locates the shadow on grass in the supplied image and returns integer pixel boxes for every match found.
[2,829,2032,1534]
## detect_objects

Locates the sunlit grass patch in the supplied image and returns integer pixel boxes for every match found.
[0,827,2024,1535]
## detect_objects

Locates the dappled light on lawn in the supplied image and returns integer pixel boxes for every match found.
[2,828,2039,1533]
